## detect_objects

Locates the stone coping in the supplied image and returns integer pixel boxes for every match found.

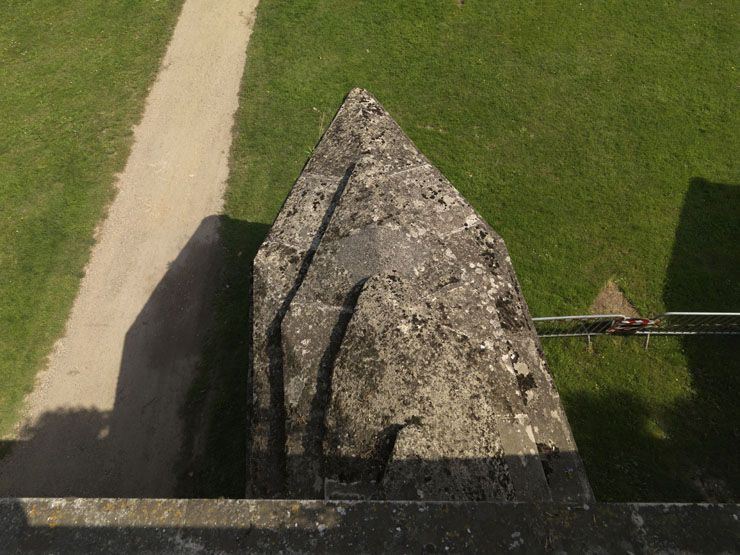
[1,498,737,553]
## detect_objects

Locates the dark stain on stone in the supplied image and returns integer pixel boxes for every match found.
[515,373,536,405]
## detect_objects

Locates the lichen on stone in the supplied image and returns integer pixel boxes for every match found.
[249,89,592,503]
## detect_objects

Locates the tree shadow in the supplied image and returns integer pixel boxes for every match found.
[0,216,269,498]
[660,177,739,500]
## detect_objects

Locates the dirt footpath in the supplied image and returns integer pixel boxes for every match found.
[0,0,258,497]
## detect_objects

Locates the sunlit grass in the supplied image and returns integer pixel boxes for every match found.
[192,0,738,499]
[0,0,184,432]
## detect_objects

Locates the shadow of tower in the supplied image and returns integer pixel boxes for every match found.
[662,177,739,501]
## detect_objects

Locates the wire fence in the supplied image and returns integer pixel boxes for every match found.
[533,312,740,339]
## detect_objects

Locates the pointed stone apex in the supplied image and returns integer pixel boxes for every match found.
[249,91,592,503]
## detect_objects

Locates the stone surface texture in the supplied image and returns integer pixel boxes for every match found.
[2,498,738,554]
[249,89,592,502]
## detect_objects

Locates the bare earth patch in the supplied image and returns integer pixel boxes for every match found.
[0,0,258,497]
[590,280,638,316]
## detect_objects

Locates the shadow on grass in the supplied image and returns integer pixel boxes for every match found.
[176,217,270,498]
[562,178,738,502]
[563,385,683,500]
[661,177,739,500]
[1,180,736,501]
[0,216,269,498]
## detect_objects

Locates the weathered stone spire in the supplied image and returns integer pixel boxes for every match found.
[249,89,592,502]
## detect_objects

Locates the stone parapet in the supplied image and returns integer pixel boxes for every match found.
[249,89,592,502]
[1,498,737,553]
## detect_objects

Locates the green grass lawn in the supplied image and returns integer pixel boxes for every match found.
[189,0,739,499]
[0,0,184,432]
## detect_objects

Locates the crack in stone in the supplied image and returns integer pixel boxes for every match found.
[302,278,369,496]
[264,164,355,493]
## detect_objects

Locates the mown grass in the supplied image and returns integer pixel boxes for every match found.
[190,0,739,500]
[0,0,184,433]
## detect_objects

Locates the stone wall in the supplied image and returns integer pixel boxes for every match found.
[249,89,592,502]
[3,498,738,553]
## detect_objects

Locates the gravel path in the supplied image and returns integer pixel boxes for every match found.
[0,0,258,497]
